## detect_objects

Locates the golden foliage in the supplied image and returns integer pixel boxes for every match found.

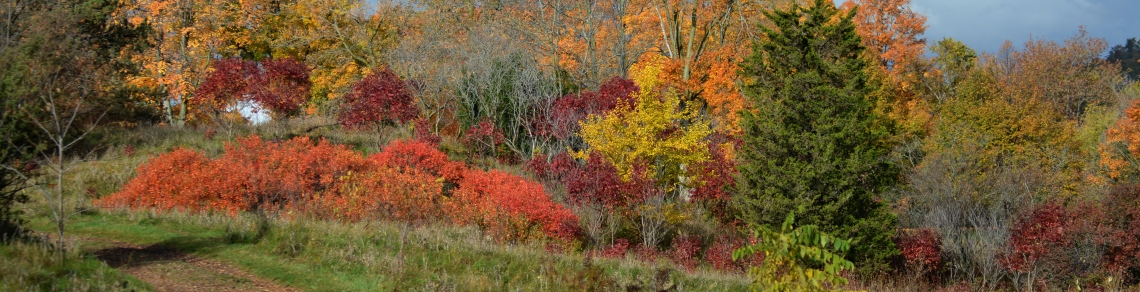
[576,55,711,186]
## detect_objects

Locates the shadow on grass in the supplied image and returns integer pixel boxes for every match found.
[92,235,231,269]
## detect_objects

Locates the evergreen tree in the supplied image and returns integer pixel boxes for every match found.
[1108,38,1140,80]
[732,0,899,273]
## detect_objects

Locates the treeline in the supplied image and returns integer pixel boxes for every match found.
[4,0,1140,290]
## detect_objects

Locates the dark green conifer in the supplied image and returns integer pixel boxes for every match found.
[732,0,899,273]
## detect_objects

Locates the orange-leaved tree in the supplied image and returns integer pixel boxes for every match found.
[842,0,930,140]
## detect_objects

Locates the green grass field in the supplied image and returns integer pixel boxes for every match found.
[19,209,748,291]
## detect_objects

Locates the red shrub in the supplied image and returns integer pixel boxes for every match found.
[600,238,632,259]
[563,153,640,209]
[297,167,442,222]
[412,118,441,146]
[96,148,212,211]
[1002,202,1068,273]
[338,67,419,129]
[525,155,551,180]
[1102,185,1140,274]
[704,234,760,273]
[462,118,505,159]
[897,228,942,273]
[99,136,580,244]
[97,136,367,214]
[537,77,638,140]
[668,235,703,271]
[632,245,662,262]
[691,133,739,220]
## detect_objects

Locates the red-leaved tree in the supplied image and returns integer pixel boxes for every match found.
[533,77,637,149]
[338,68,420,129]
[197,58,313,122]
[251,58,312,116]
[195,58,259,128]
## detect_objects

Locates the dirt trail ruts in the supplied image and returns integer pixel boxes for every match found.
[80,236,298,292]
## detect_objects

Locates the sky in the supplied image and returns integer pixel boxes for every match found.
[375,0,1138,56]
[904,0,1140,55]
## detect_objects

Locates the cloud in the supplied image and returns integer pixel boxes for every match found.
[912,0,1140,54]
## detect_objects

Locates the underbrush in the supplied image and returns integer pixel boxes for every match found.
[13,121,910,290]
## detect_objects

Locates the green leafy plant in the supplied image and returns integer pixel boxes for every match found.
[734,210,856,292]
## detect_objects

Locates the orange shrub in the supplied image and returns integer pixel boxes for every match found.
[97,136,368,214]
[96,148,213,211]
[452,169,579,242]
[99,136,580,244]
[296,167,442,222]
[368,139,466,182]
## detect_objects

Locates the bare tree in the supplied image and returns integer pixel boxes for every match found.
[900,131,1058,288]
[0,2,107,259]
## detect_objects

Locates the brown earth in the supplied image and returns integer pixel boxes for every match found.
[67,234,297,292]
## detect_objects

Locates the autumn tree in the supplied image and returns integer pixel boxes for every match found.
[920,38,977,105]
[989,29,1120,122]
[337,67,419,129]
[898,35,1097,288]
[842,0,926,74]
[0,0,118,257]
[577,55,711,193]
[454,24,564,159]
[195,58,259,133]
[194,57,311,132]
[1101,87,1140,182]
[115,0,257,125]
[645,0,770,134]
[271,0,397,103]
[840,0,930,140]
[576,55,712,248]
[732,0,898,273]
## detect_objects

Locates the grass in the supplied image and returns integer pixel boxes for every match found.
[24,209,749,291]
[7,120,751,291]
[0,236,152,291]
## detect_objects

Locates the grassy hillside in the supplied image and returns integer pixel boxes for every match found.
[20,209,748,291]
[5,122,750,291]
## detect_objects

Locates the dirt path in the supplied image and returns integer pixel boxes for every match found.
[76,236,298,292]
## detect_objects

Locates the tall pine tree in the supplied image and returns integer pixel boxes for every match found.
[732,0,899,273]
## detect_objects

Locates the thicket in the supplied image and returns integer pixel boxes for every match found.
[96,136,578,243]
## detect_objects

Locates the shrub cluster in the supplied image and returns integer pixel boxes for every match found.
[96,136,577,242]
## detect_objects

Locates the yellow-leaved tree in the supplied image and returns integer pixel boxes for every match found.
[576,54,712,248]
[576,54,711,191]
